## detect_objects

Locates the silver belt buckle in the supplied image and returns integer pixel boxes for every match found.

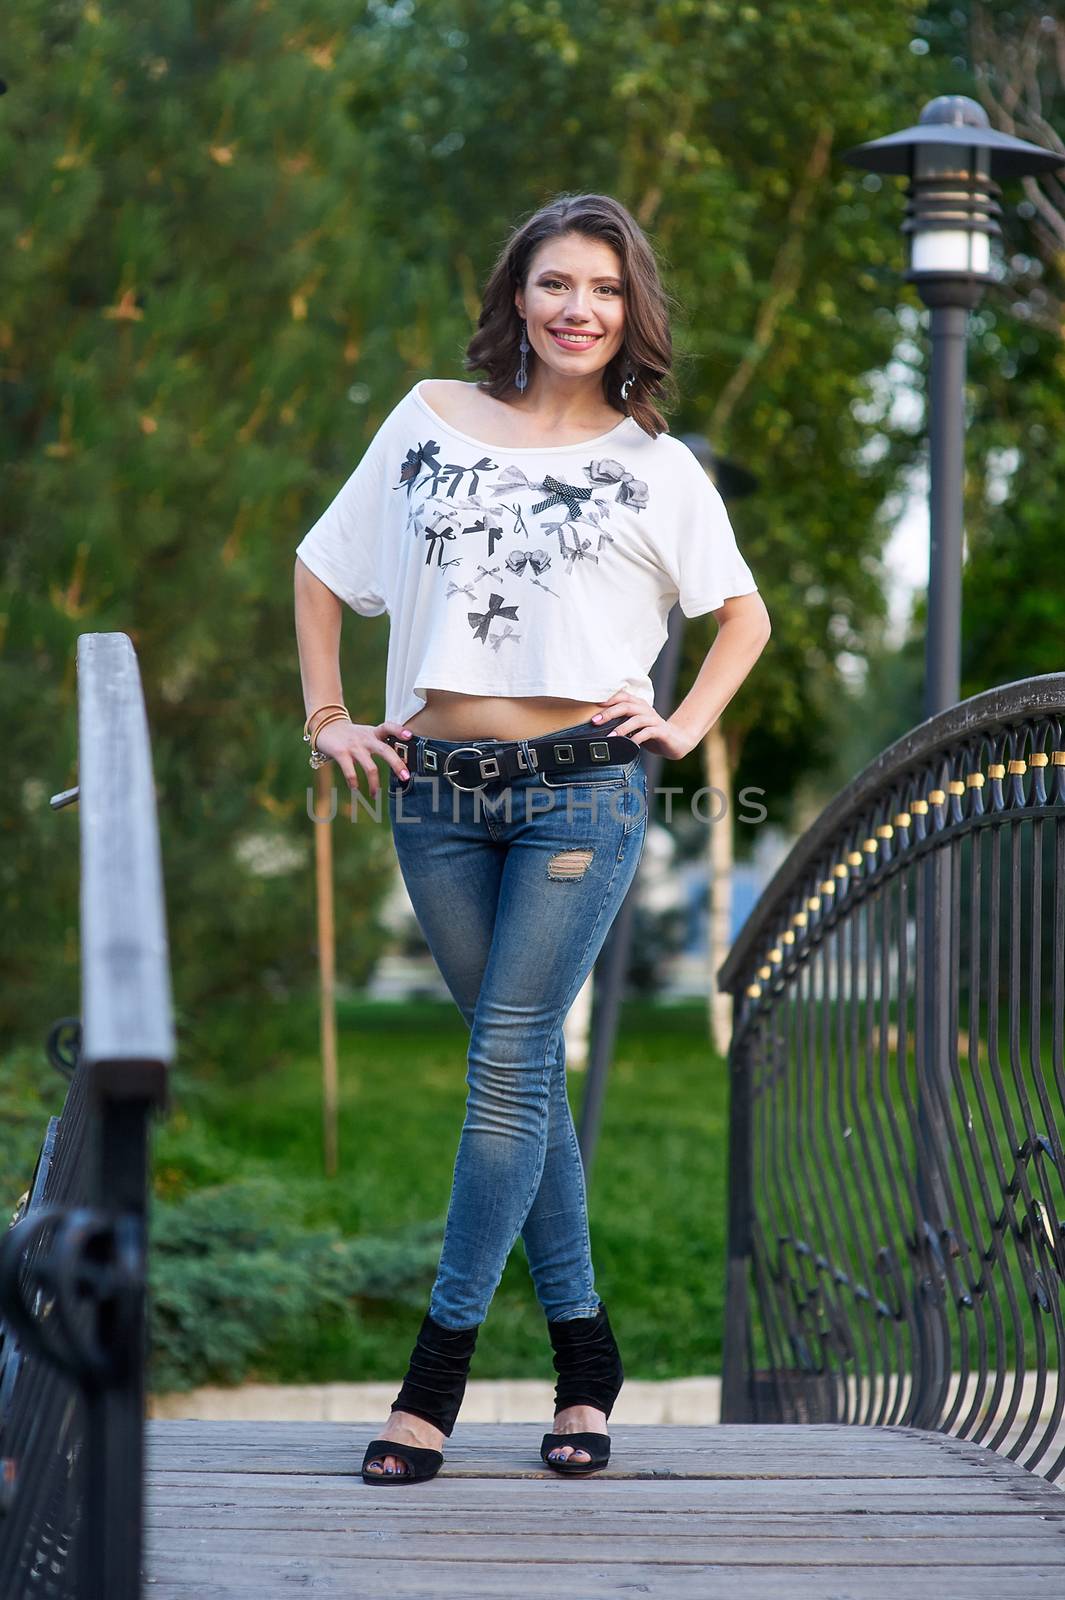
[441,745,498,792]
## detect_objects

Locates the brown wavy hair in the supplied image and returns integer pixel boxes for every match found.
[464,193,678,439]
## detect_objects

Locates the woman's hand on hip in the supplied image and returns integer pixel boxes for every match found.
[590,693,696,760]
[313,718,413,798]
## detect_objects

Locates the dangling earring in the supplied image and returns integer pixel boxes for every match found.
[620,367,636,402]
[516,317,530,393]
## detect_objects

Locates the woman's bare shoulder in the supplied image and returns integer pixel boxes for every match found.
[419,379,483,427]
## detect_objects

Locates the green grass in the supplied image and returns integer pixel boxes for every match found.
[149,994,731,1386]
[10,984,1058,1395]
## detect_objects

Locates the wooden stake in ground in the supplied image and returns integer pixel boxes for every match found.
[704,722,735,1060]
[313,763,338,1177]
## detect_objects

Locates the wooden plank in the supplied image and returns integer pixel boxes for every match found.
[146,1438,991,1458]
[143,1427,1010,1452]
[144,1525,1065,1564]
[140,1558,1065,1599]
[146,1460,1022,1484]
[146,1505,1065,1537]
[145,1421,1047,1482]
[144,1476,1056,1513]
[145,1467,1064,1503]
[144,1419,1052,1458]
[142,1419,1065,1598]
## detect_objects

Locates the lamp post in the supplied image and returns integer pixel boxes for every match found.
[842,94,1062,720]
[841,97,1064,1427]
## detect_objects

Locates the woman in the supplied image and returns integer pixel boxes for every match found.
[293,192,771,1485]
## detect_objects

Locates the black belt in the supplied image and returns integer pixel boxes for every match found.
[384,718,640,792]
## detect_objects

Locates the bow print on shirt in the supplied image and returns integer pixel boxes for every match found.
[468,592,519,644]
[532,509,600,575]
[424,518,459,566]
[396,440,497,499]
[437,456,497,498]
[489,466,594,524]
[496,500,531,541]
[397,439,443,498]
[504,547,559,597]
[406,499,427,541]
[558,527,599,572]
[464,513,506,560]
[529,474,594,520]
[583,458,649,509]
[488,623,521,652]
[424,493,505,557]
[584,501,617,553]
[489,465,537,499]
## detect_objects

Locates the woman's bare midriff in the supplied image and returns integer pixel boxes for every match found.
[404,689,609,743]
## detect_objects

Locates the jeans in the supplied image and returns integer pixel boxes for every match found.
[386,715,648,1329]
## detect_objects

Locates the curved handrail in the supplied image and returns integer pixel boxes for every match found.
[718,672,1065,996]
[77,632,175,1091]
[718,671,1065,1482]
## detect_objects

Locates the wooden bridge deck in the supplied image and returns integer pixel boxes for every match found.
[145,1420,1065,1598]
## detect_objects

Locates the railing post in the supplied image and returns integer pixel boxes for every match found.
[80,1087,158,1600]
[722,1027,754,1422]
[910,841,954,1428]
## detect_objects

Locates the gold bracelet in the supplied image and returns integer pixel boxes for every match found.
[310,711,351,748]
[303,706,349,747]
[307,710,351,768]
[303,702,349,740]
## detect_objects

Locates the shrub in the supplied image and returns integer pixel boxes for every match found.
[148,1174,443,1391]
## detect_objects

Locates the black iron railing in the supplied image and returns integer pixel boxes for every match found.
[0,633,173,1598]
[718,674,1065,1480]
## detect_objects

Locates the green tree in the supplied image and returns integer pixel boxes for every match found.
[954,3,1065,697]
[2,1,399,1036]
[801,0,1065,799]
[2,0,1023,1043]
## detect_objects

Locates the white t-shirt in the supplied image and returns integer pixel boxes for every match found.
[295,381,759,728]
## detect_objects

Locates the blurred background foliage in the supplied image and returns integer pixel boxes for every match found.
[2,0,1063,1383]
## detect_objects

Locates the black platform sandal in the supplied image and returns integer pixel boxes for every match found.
[358,1438,445,1484]
[540,1301,624,1476]
[361,1310,480,1486]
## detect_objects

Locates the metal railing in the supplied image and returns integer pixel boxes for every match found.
[718,674,1065,1480]
[0,633,173,1597]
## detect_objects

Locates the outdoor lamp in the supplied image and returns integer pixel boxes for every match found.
[840,94,1064,721]
[842,94,1062,309]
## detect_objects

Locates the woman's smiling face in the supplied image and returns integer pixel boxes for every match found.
[515,231,626,385]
